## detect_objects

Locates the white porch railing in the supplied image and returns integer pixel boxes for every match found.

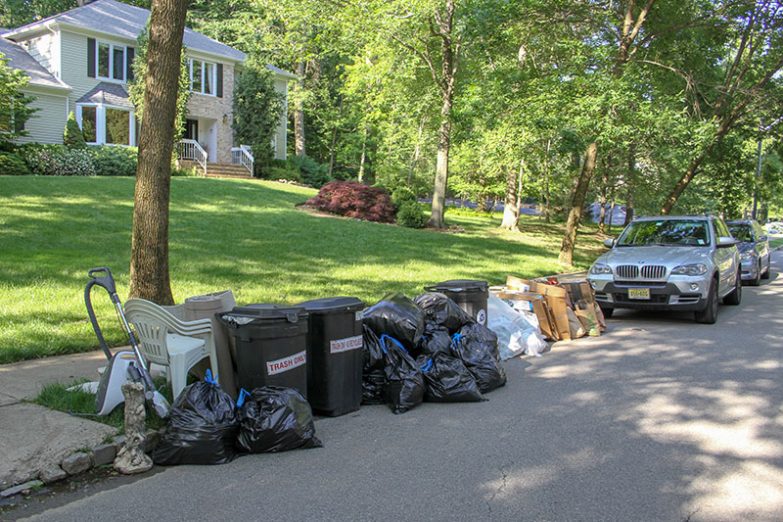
[178,139,208,176]
[231,144,254,176]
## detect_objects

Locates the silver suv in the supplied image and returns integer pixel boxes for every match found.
[588,216,742,324]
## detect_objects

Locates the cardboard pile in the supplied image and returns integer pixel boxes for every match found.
[491,273,606,342]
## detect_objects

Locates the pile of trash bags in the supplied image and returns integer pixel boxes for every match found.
[154,371,321,466]
[361,292,506,414]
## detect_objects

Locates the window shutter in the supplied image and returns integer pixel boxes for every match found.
[216,63,223,98]
[126,47,135,81]
[87,38,96,78]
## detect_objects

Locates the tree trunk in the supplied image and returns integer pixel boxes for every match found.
[500,162,521,230]
[327,125,337,177]
[293,61,306,157]
[543,139,551,223]
[428,0,457,229]
[559,142,598,266]
[408,116,425,184]
[597,164,609,234]
[624,146,635,225]
[607,199,616,232]
[660,144,714,214]
[128,0,187,304]
[429,100,452,228]
[358,125,368,183]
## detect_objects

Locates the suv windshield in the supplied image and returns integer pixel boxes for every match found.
[728,224,753,242]
[617,220,710,247]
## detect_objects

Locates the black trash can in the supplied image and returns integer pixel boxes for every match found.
[424,280,490,326]
[219,305,309,398]
[296,297,364,417]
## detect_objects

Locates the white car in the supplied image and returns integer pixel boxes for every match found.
[588,216,741,324]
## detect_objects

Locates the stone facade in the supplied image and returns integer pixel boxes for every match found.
[185,62,236,164]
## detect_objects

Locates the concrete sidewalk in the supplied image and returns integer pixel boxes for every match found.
[0,351,117,490]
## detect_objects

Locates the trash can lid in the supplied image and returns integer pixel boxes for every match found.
[221,304,307,326]
[296,296,364,314]
[425,280,489,293]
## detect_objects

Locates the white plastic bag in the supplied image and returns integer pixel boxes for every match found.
[487,295,549,359]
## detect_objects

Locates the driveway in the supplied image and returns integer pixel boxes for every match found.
[13,252,783,521]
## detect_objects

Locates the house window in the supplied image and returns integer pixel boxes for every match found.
[97,42,126,81]
[105,108,130,145]
[77,104,134,146]
[189,59,217,96]
[81,106,97,143]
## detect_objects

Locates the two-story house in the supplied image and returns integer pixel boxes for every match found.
[1,0,296,175]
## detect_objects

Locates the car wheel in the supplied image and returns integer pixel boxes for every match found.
[750,261,761,286]
[724,269,742,305]
[599,306,614,319]
[761,257,770,279]
[695,279,718,324]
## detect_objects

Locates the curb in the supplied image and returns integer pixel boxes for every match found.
[0,428,164,499]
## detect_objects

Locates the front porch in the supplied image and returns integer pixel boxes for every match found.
[176,125,254,178]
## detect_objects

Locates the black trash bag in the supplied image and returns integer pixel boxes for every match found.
[451,323,507,394]
[414,292,474,332]
[418,352,485,403]
[362,293,425,350]
[362,325,387,405]
[236,386,322,453]
[380,334,425,414]
[417,323,452,356]
[153,372,238,466]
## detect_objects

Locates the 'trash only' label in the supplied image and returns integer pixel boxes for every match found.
[330,335,363,354]
[266,350,307,376]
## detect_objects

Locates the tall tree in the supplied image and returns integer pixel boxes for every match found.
[128,0,189,304]
[660,0,783,213]
[559,0,656,265]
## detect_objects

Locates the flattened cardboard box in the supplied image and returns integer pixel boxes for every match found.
[494,289,560,341]
[506,276,571,341]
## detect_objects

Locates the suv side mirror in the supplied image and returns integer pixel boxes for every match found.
[603,238,615,248]
[759,235,768,242]
[717,236,737,248]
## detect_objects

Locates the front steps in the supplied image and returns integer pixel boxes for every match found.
[178,160,253,179]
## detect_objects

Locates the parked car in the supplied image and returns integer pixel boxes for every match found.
[765,221,783,235]
[587,215,741,324]
[727,220,771,286]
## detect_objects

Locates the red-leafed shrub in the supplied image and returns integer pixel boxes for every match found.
[306,181,396,223]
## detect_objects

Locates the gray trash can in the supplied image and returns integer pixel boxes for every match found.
[182,290,238,398]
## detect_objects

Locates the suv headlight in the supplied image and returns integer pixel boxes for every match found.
[671,263,708,276]
[589,263,613,275]
[740,251,756,261]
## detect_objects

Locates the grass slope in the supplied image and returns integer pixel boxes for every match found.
[0,176,604,362]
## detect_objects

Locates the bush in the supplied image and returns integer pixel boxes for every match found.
[63,111,87,149]
[0,152,32,176]
[306,181,396,223]
[87,146,137,176]
[396,201,428,228]
[22,145,96,176]
[288,155,331,188]
[267,167,302,183]
[391,186,417,209]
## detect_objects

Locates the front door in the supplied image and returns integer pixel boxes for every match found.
[184,119,198,141]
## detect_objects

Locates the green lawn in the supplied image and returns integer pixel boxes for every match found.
[770,237,783,250]
[0,176,604,363]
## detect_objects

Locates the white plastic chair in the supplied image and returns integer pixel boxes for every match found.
[124,298,218,400]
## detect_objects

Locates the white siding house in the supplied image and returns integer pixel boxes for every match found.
[2,0,296,170]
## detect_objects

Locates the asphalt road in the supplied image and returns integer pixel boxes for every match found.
[14,252,783,521]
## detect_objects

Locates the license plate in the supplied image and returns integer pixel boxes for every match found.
[628,288,651,300]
